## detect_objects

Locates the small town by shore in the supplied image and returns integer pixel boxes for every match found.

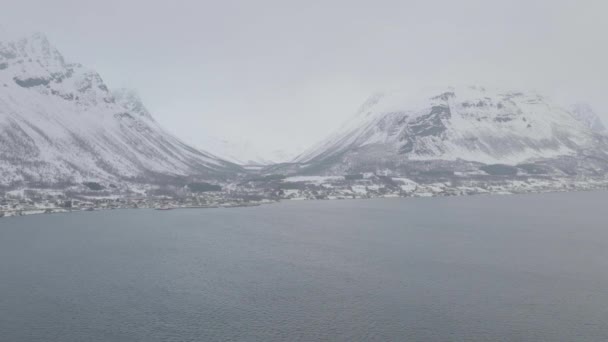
[3,173,608,218]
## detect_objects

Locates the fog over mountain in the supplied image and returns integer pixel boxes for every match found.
[1,0,606,161]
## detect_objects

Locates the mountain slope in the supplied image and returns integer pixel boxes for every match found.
[293,86,608,176]
[569,102,606,133]
[197,136,303,166]
[0,33,242,188]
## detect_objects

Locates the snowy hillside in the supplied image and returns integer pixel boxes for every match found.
[293,86,608,176]
[0,33,242,189]
[569,103,606,133]
[197,136,300,166]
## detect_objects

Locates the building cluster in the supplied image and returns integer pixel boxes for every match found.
[2,173,607,218]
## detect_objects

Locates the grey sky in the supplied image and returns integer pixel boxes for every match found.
[2,0,607,158]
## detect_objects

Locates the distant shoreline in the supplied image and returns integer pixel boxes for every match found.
[3,186,607,220]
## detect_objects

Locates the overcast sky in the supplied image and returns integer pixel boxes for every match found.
[2,0,607,159]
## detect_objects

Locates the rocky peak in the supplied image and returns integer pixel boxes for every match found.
[0,32,115,107]
[0,32,66,73]
[0,31,242,188]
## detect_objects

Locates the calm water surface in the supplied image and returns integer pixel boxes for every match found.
[1,192,608,341]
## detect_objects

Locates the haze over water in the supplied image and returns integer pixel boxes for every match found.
[1,192,607,341]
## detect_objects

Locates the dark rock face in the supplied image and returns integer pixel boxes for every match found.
[399,139,415,154]
[13,77,51,88]
[83,182,104,191]
[410,105,451,136]
[398,105,450,154]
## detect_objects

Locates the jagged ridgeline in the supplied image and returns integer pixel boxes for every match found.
[0,33,243,190]
[287,86,608,179]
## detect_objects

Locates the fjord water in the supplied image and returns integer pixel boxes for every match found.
[1,192,607,341]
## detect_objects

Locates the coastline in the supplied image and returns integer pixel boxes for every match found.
[2,184,607,220]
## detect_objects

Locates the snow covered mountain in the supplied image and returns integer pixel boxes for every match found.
[291,86,608,176]
[0,33,242,189]
[569,102,606,133]
[197,136,300,166]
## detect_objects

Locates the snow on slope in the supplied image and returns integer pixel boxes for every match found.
[197,136,300,166]
[569,103,606,133]
[0,33,241,187]
[295,86,604,173]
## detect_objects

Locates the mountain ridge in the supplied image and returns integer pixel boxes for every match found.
[289,86,608,177]
[0,32,242,190]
